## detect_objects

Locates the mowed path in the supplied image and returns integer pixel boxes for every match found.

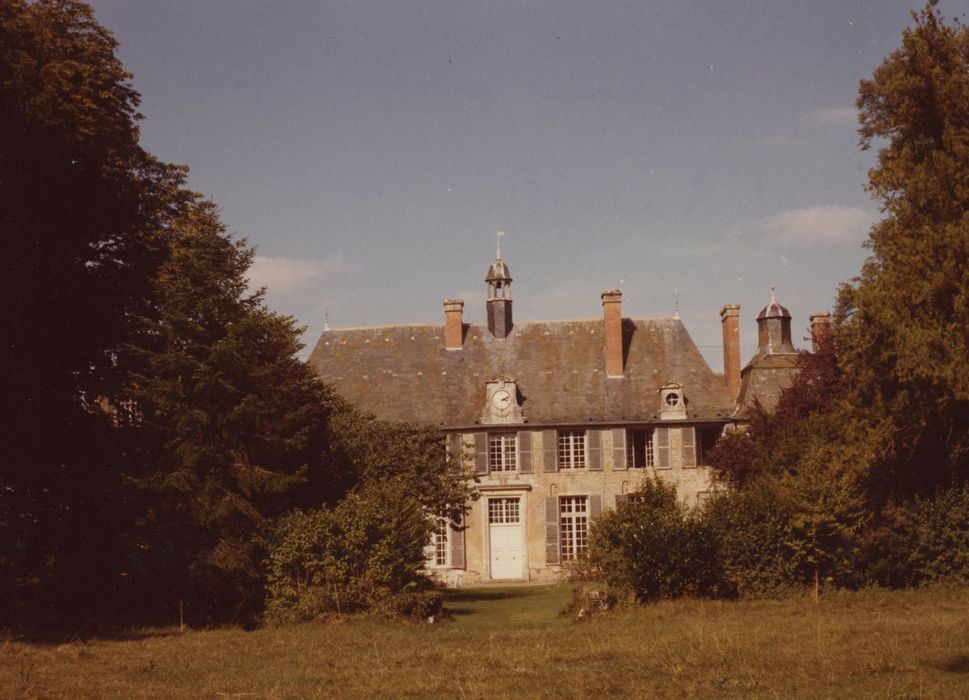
[4,585,969,698]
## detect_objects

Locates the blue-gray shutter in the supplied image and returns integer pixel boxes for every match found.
[474,432,489,475]
[589,494,602,520]
[656,427,671,468]
[587,430,602,470]
[449,513,465,569]
[612,428,627,471]
[542,430,558,472]
[681,426,697,468]
[545,496,560,565]
[518,431,532,473]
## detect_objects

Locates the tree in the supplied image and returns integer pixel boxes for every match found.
[836,0,969,499]
[121,202,337,623]
[0,0,186,627]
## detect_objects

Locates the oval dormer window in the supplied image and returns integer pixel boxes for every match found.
[665,392,680,407]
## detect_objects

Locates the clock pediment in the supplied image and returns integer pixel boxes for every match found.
[481,375,525,424]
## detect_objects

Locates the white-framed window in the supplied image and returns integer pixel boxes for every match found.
[488,432,518,472]
[558,431,586,470]
[425,516,450,568]
[626,429,654,468]
[488,497,520,524]
[560,496,589,561]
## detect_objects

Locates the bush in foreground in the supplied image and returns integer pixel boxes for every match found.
[264,482,434,623]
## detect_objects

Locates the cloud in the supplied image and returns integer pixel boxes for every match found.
[754,206,876,245]
[247,254,355,295]
[802,107,856,127]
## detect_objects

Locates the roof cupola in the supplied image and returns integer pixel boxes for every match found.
[486,230,513,338]
[755,287,795,354]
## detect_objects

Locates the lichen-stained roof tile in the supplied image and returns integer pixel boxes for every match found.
[308,318,735,426]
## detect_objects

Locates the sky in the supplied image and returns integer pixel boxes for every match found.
[88,0,954,369]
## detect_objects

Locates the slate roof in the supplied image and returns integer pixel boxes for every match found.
[308,317,735,428]
[737,351,799,412]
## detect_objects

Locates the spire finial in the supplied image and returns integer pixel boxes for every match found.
[496,229,504,260]
[323,306,330,332]
[674,288,680,320]
[771,285,776,303]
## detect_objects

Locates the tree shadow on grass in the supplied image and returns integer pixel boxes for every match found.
[443,588,543,604]
[931,653,969,673]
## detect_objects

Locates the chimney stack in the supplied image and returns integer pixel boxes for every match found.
[444,299,464,350]
[809,311,831,352]
[602,290,624,378]
[720,304,741,401]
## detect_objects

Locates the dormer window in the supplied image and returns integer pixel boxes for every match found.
[660,382,687,420]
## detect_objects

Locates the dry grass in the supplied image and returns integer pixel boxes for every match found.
[3,585,969,698]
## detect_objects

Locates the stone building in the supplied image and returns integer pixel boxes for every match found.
[308,246,817,584]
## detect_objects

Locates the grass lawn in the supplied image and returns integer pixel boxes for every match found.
[3,585,969,698]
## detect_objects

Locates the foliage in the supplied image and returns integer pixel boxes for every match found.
[0,0,187,627]
[264,482,434,623]
[587,476,729,602]
[122,202,337,622]
[327,406,476,522]
[836,0,969,500]
[700,488,798,597]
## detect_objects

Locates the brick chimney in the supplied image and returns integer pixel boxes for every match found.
[809,311,831,352]
[720,304,741,401]
[444,299,464,350]
[602,290,623,378]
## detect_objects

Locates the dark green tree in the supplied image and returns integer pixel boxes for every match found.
[122,202,337,622]
[836,0,969,499]
[0,0,186,627]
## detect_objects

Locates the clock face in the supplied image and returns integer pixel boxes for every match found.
[492,389,512,410]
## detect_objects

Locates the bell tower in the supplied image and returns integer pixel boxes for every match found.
[486,230,513,338]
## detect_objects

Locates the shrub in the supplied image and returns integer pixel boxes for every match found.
[701,488,798,597]
[588,476,730,602]
[265,482,432,623]
[904,485,969,585]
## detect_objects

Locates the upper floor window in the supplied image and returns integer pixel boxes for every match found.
[626,429,654,468]
[558,431,586,470]
[488,433,518,471]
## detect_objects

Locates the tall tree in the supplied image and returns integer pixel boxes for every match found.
[123,202,336,622]
[836,0,969,499]
[0,0,186,626]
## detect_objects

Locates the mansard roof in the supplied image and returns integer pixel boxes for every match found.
[308,317,735,428]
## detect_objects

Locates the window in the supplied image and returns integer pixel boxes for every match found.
[558,431,586,469]
[698,426,721,464]
[425,517,450,567]
[664,392,680,407]
[560,496,589,560]
[488,433,518,472]
[488,497,520,524]
[625,429,654,468]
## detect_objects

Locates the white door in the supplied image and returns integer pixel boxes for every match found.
[488,497,523,579]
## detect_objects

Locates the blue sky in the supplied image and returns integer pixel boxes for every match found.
[89,0,947,368]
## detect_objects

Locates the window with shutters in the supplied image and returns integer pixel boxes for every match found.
[558,431,586,469]
[560,496,589,560]
[488,432,518,471]
[625,429,654,468]
[698,426,721,464]
[424,516,450,568]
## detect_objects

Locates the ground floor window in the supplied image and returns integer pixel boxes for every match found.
[425,516,449,567]
[560,496,589,561]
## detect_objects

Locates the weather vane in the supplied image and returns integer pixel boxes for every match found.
[496,229,505,260]
[674,288,680,320]
[323,305,330,332]
[771,285,776,303]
